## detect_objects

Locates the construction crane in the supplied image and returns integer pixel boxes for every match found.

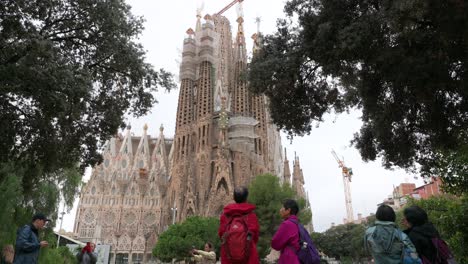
[217,0,244,16]
[331,150,354,223]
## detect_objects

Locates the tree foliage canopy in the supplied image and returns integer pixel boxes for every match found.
[249,0,468,193]
[312,223,368,262]
[0,0,175,235]
[248,174,312,258]
[153,216,220,262]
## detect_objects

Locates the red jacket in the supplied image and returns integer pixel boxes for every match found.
[218,202,260,264]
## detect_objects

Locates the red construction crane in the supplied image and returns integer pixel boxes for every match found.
[217,0,244,16]
[331,150,355,223]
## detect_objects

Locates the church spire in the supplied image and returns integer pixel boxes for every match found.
[234,0,246,60]
[135,123,150,157]
[119,124,133,156]
[196,2,203,32]
[283,148,291,185]
[292,154,306,198]
[252,17,262,53]
[235,10,246,57]
[232,4,248,115]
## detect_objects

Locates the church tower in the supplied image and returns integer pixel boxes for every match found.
[165,6,274,223]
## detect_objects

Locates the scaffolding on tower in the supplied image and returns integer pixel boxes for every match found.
[331,150,354,223]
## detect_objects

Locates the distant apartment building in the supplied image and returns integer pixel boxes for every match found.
[413,177,443,199]
[378,177,444,210]
[392,182,417,209]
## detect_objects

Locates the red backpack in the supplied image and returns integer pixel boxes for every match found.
[222,213,253,264]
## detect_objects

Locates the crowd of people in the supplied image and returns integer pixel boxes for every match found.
[1,187,454,264]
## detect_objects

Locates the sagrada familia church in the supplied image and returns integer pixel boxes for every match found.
[74,4,312,263]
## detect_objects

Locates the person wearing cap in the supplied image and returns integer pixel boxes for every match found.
[13,213,50,264]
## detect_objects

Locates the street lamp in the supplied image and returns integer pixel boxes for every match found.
[170,205,177,225]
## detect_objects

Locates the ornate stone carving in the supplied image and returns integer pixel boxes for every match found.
[104,211,115,225]
[124,212,137,225]
[143,212,156,226]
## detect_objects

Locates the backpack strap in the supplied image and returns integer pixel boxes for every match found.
[287,218,301,253]
[397,228,407,261]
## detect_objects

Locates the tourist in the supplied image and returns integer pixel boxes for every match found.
[218,186,260,264]
[77,242,98,264]
[191,242,216,264]
[402,205,443,262]
[271,199,301,264]
[1,245,14,264]
[364,205,419,264]
[13,213,50,264]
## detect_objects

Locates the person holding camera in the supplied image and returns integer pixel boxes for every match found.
[190,242,216,264]
[77,242,98,264]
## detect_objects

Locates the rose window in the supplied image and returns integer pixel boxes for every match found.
[144,213,156,225]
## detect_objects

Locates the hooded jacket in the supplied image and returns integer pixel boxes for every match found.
[218,202,260,264]
[271,215,300,264]
[404,222,440,262]
[365,221,419,264]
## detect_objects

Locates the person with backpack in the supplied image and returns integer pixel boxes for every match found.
[403,205,456,264]
[364,205,420,264]
[218,186,260,264]
[271,199,320,264]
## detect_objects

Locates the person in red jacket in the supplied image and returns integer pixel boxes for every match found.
[218,187,260,264]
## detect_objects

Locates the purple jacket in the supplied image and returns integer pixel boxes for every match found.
[271,215,300,264]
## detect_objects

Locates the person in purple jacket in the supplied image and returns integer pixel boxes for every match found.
[271,199,301,264]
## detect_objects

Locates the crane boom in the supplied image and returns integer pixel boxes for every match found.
[331,150,344,168]
[331,150,354,223]
[217,0,244,16]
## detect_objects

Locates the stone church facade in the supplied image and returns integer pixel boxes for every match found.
[74,9,311,264]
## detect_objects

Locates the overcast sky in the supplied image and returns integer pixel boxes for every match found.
[57,0,423,233]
